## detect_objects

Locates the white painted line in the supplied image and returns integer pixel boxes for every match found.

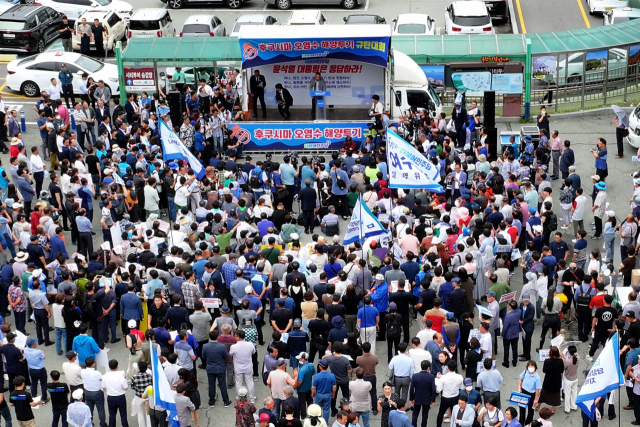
[364,0,369,11]
[507,0,519,34]
[263,3,269,10]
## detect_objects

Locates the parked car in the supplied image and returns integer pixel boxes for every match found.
[180,14,225,37]
[343,14,386,24]
[269,0,357,11]
[128,8,175,39]
[229,14,278,37]
[6,51,119,97]
[35,0,132,22]
[286,10,327,25]
[392,13,436,35]
[71,10,127,55]
[483,0,508,21]
[587,0,628,14]
[444,1,494,34]
[161,0,244,10]
[603,6,640,24]
[0,5,62,53]
[627,103,640,148]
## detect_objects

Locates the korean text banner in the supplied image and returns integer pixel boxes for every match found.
[239,37,390,68]
[229,122,370,151]
[386,128,443,192]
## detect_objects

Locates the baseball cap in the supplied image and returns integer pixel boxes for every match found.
[66,350,77,359]
[389,302,397,311]
[259,414,271,423]
[464,378,473,386]
[245,285,253,294]
[276,358,287,367]
[521,293,531,301]
[296,352,309,360]
[375,274,384,281]
[318,359,329,367]
[487,291,496,298]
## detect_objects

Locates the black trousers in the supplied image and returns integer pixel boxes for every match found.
[302,209,315,233]
[363,376,377,410]
[616,127,625,157]
[401,315,410,343]
[284,185,295,213]
[387,335,400,363]
[503,337,518,364]
[309,341,327,364]
[331,381,349,412]
[539,313,561,349]
[589,331,609,357]
[311,97,318,120]
[519,389,536,425]
[252,91,266,117]
[331,193,349,218]
[413,404,431,427]
[436,396,458,427]
[278,103,291,119]
[298,390,312,419]
[107,394,128,427]
[78,232,93,259]
[62,84,75,109]
[522,330,533,359]
[577,312,592,342]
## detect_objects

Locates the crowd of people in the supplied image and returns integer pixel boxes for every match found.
[0,74,638,427]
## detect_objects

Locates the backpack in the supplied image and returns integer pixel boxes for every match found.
[250,168,263,189]
[548,212,558,231]
[386,313,401,339]
[576,286,592,313]
[82,292,97,322]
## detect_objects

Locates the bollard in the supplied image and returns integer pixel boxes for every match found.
[70,108,76,132]
[19,111,26,133]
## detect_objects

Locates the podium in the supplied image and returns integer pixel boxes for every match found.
[310,91,331,121]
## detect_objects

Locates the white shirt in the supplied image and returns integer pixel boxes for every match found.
[408,347,433,372]
[371,101,383,116]
[56,135,65,153]
[102,370,128,396]
[63,361,83,386]
[47,84,62,100]
[435,371,464,398]
[81,367,103,391]
[480,332,492,360]
[416,328,436,349]
[573,195,588,221]
[52,303,65,328]
[30,154,44,173]
[74,160,87,174]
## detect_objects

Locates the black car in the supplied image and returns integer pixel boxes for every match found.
[0,5,62,53]
[484,0,508,21]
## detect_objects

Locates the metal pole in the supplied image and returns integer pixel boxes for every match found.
[115,41,127,107]
[524,39,532,121]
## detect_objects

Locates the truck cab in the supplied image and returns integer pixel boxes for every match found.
[389,50,442,120]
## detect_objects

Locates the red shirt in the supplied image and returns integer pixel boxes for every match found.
[9,144,19,159]
[589,293,606,309]
[30,211,41,235]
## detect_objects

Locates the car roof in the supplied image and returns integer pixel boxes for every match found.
[130,8,168,21]
[184,14,214,24]
[288,10,322,23]
[612,6,640,16]
[77,9,115,20]
[0,4,43,20]
[346,14,381,22]
[395,13,433,24]
[235,14,270,23]
[31,51,80,63]
[451,1,489,16]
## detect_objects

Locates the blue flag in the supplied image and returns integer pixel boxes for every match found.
[342,195,386,245]
[159,119,205,180]
[151,344,181,427]
[576,332,624,420]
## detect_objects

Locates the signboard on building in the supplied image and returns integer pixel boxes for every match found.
[124,67,156,91]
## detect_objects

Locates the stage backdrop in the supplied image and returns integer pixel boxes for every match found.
[259,58,385,107]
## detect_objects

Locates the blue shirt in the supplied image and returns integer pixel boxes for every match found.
[312,370,336,394]
[357,305,379,328]
[519,370,542,393]
[257,220,275,238]
[50,235,69,259]
[370,282,389,312]
[331,169,349,196]
[378,162,388,180]
[301,166,316,184]
[297,361,315,392]
[438,282,454,310]
[24,347,45,370]
[38,118,48,138]
[389,353,413,377]
[76,215,93,233]
[279,163,297,185]
[388,410,413,427]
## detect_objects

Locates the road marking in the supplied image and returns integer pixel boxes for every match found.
[364,0,369,11]
[0,82,5,93]
[576,0,591,28]
[262,3,268,10]
[6,105,23,112]
[514,0,526,33]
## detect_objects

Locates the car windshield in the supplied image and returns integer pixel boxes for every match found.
[232,21,261,32]
[0,20,26,30]
[94,0,111,5]
[75,55,104,73]
[614,15,629,23]
[453,15,490,26]
[182,24,210,33]
[397,23,426,33]
[347,16,376,23]
[130,20,160,30]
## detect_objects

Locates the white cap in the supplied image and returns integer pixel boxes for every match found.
[102,207,110,216]
[103,168,113,175]
[72,389,84,400]
[245,285,253,294]
[375,274,385,281]
[128,319,137,329]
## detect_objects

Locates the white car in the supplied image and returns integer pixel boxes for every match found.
[392,14,437,35]
[128,8,174,39]
[6,51,119,97]
[229,14,278,37]
[603,6,640,24]
[35,0,132,22]
[587,0,628,14]
[627,104,640,148]
[180,14,225,37]
[71,10,127,55]
[444,1,494,34]
[286,10,327,25]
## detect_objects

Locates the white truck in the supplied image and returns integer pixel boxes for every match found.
[237,24,442,121]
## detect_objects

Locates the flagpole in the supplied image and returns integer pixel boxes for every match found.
[359,196,367,345]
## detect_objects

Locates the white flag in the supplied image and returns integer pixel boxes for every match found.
[342,195,386,245]
[576,332,624,420]
[386,128,443,192]
[159,119,205,180]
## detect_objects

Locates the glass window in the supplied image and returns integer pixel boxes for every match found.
[396,24,426,34]
[406,90,432,109]
[130,20,160,30]
[76,0,92,6]
[106,13,120,27]
[29,62,59,72]
[64,63,81,74]
[452,15,490,26]
[182,24,209,33]
[74,55,103,73]
[36,11,49,25]
[0,20,27,30]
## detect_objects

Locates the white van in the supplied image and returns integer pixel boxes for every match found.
[286,10,327,25]
[128,8,175,39]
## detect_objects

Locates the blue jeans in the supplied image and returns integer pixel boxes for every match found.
[355,411,370,427]
[0,405,11,427]
[207,371,230,406]
[101,310,117,343]
[2,233,14,258]
[314,393,331,424]
[604,233,615,262]
[167,196,176,222]
[289,355,299,368]
[273,398,283,420]
[52,408,68,427]
[213,135,224,153]
[55,327,67,355]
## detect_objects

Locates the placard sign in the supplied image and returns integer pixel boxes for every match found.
[508,391,531,408]
[500,291,517,304]
[477,359,497,373]
[201,298,220,309]
[538,349,550,362]
[124,67,156,92]
[468,329,483,342]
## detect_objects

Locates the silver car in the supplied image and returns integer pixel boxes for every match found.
[180,14,226,37]
[230,14,278,37]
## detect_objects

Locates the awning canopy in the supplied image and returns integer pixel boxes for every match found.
[237,25,391,68]
[121,37,241,64]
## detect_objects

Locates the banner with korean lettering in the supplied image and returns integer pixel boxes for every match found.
[228,122,370,151]
[239,37,390,68]
[124,67,156,92]
[386,128,444,192]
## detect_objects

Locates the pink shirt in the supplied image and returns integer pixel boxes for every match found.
[399,234,420,258]
[57,105,70,125]
[551,136,562,151]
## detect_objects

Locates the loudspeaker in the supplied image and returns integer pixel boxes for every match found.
[484,90,496,129]
[485,127,498,162]
[167,92,182,127]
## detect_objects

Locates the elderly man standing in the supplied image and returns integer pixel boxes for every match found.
[621,214,637,264]
[266,358,297,420]
[67,389,92,427]
[76,18,92,56]
[349,368,372,427]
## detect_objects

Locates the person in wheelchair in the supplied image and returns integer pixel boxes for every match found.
[320,205,340,235]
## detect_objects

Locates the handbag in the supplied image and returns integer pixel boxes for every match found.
[276,187,290,199]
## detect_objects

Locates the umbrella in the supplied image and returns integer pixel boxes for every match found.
[612,105,629,127]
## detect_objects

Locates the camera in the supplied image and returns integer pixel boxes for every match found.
[265,153,273,160]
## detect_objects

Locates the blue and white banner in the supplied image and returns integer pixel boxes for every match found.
[239,36,390,68]
[343,195,386,245]
[151,345,181,427]
[113,172,124,186]
[576,332,624,420]
[229,122,370,151]
[386,128,443,192]
[159,119,205,180]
